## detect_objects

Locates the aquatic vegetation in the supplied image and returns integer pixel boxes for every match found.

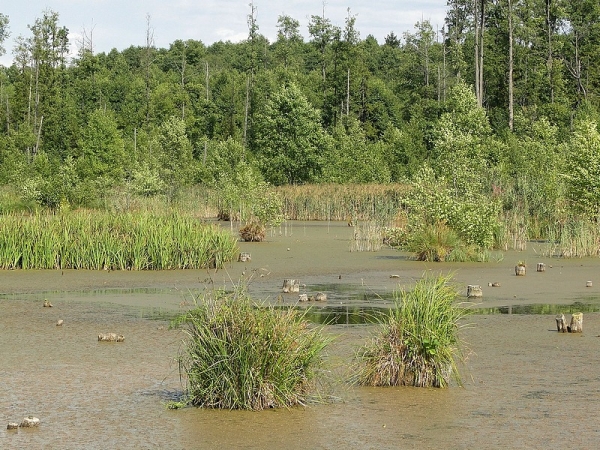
[354,273,470,388]
[0,210,238,270]
[275,183,409,222]
[405,222,487,262]
[174,287,329,410]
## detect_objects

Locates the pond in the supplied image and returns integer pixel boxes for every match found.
[1,221,599,448]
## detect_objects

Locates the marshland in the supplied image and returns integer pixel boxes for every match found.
[3,3,600,446]
[2,214,600,448]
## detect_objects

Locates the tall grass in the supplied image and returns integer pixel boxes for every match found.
[174,287,330,410]
[349,222,383,252]
[0,210,238,270]
[275,184,409,223]
[354,273,470,388]
[405,222,487,262]
[544,218,600,258]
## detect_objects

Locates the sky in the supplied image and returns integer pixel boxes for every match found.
[0,1,449,67]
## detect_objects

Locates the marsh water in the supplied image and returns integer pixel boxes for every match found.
[2,221,600,449]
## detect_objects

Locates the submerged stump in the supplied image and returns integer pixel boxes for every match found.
[556,314,568,333]
[98,333,125,342]
[467,285,483,298]
[569,313,583,333]
[515,265,526,276]
[536,263,546,272]
[19,417,40,428]
[314,292,327,302]
[238,252,251,262]
[282,279,300,293]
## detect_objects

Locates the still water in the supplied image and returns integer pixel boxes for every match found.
[2,221,600,448]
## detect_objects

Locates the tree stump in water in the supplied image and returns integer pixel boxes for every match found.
[536,263,546,272]
[467,285,483,298]
[586,280,593,288]
[314,292,327,302]
[238,252,251,262]
[515,265,526,276]
[98,333,125,342]
[19,417,40,427]
[298,293,308,302]
[569,313,583,333]
[556,314,568,333]
[282,279,300,293]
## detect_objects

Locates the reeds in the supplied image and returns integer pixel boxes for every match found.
[0,211,238,270]
[349,221,383,252]
[275,184,409,222]
[174,286,329,410]
[544,218,600,258]
[354,273,470,388]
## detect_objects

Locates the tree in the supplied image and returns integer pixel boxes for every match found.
[252,82,328,185]
[154,115,195,190]
[564,120,600,217]
[76,108,126,182]
[0,13,9,57]
[432,81,492,194]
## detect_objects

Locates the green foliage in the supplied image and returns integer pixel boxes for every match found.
[174,286,329,409]
[563,120,600,218]
[320,117,391,183]
[76,109,126,182]
[355,273,470,388]
[253,82,328,185]
[0,211,238,270]
[406,166,501,250]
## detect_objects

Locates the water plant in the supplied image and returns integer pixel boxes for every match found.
[354,273,470,388]
[0,210,238,270]
[173,286,330,410]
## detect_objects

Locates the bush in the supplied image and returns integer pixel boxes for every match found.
[174,287,329,410]
[354,273,470,388]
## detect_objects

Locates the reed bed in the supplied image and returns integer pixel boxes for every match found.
[106,185,220,218]
[0,211,238,270]
[354,273,470,388]
[275,184,409,223]
[174,286,329,410]
[349,222,384,252]
[544,218,600,258]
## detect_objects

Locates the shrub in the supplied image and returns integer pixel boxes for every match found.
[354,273,470,388]
[174,287,329,410]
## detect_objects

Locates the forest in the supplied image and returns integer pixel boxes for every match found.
[1,1,600,260]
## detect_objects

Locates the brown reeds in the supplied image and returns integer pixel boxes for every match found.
[275,184,410,222]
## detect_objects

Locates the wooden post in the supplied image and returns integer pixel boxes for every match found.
[315,292,327,302]
[569,313,583,333]
[556,314,568,333]
[238,252,251,262]
[282,279,300,293]
[467,285,483,298]
[536,263,546,272]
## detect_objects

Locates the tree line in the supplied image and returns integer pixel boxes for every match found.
[0,2,599,218]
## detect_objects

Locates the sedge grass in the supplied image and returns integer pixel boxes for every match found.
[0,210,238,270]
[173,286,330,410]
[354,273,471,388]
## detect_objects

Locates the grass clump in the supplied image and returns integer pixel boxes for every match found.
[354,273,470,388]
[174,287,330,410]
